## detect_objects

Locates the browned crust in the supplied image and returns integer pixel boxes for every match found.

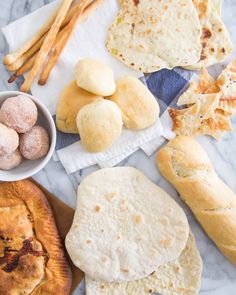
[0,180,72,294]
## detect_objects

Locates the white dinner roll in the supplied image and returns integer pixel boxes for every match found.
[74,58,116,96]
[76,100,123,152]
[109,76,160,130]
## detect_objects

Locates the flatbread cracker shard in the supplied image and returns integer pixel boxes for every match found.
[85,231,203,295]
[66,167,189,282]
[217,59,236,115]
[106,0,202,73]
[169,92,231,139]
[200,109,232,139]
[186,0,233,69]
[177,67,220,107]
[199,67,219,93]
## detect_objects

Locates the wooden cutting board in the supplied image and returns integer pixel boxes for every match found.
[30,179,84,294]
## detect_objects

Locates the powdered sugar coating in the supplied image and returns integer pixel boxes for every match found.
[0,123,19,156]
[19,126,49,160]
[0,95,38,133]
[0,149,22,170]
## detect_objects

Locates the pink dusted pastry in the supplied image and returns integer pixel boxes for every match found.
[0,149,22,170]
[0,123,19,156]
[19,125,50,160]
[0,95,38,133]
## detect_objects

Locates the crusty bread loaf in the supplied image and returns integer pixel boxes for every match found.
[156,136,236,266]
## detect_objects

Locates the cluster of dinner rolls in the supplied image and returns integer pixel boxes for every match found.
[0,95,49,170]
[56,58,160,152]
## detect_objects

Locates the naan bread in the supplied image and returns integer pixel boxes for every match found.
[186,0,233,69]
[212,0,222,15]
[106,0,202,73]
[85,231,202,295]
[66,167,189,282]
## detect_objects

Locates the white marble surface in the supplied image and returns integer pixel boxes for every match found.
[1,0,236,294]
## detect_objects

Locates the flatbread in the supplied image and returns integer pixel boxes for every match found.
[169,92,231,139]
[199,108,232,139]
[186,0,233,69]
[212,0,222,15]
[217,59,236,115]
[65,167,189,282]
[85,231,203,295]
[106,0,202,73]
[177,68,219,106]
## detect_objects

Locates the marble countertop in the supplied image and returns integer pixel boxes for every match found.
[1,0,236,294]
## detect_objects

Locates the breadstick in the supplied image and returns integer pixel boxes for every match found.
[20,0,74,93]
[3,0,94,71]
[7,0,97,81]
[5,2,78,71]
[5,33,46,72]
[39,0,101,85]
[7,0,101,83]
[3,7,60,66]
[8,54,37,83]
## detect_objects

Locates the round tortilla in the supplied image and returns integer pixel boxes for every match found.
[85,231,203,295]
[66,167,189,282]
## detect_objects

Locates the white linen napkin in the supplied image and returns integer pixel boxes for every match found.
[57,118,163,173]
[2,0,170,173]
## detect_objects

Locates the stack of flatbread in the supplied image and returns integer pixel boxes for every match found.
[106,0,233,73]
[65,167,203,294]
[169,59,236,139]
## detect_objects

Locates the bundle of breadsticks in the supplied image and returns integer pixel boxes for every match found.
[3,0,103,93]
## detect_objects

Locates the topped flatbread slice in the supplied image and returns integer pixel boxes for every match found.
[106,0,202,73]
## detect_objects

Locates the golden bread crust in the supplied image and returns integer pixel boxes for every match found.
[0,180,72,295]
[156,136,236,266]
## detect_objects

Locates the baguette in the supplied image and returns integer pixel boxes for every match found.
[156,136,236,266]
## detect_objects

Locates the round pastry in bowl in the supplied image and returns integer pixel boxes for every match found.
[0,123,19,156]
[0,95,37,133]
[0,149,22,171]
[20,126,50,160]
[0,91,56,182]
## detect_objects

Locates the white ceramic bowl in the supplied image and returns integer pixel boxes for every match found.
[0,91,56,181]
